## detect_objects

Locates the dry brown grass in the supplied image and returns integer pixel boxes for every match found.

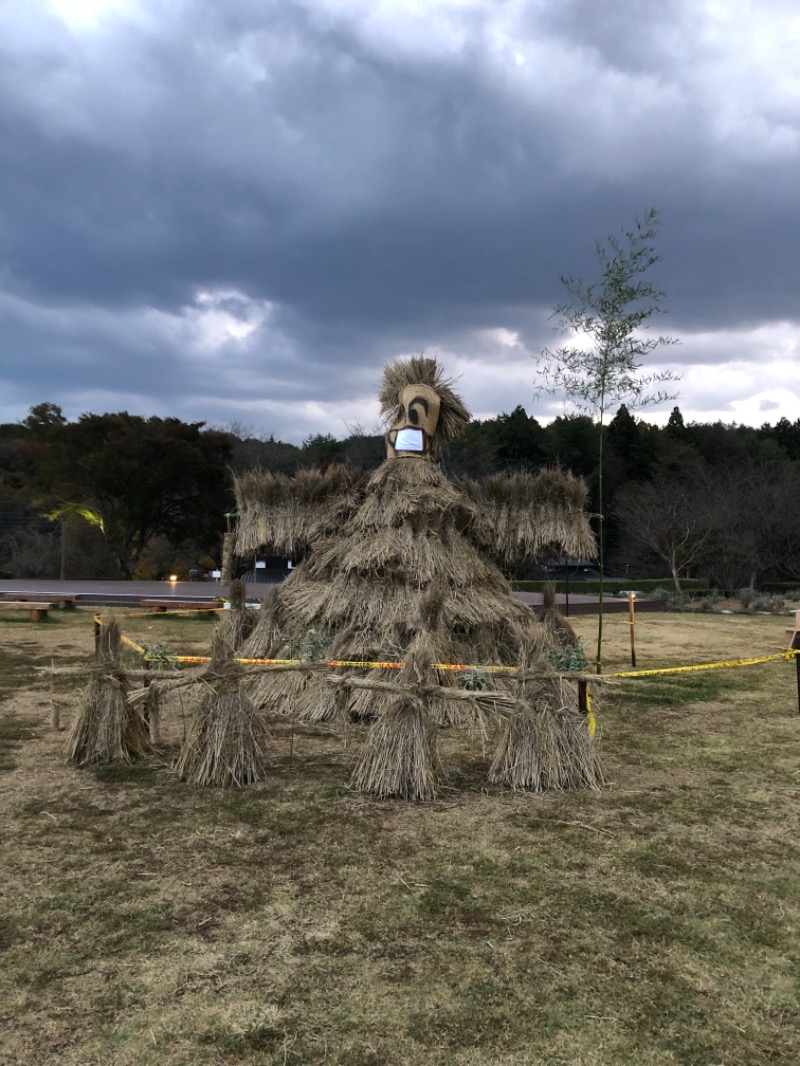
[0,605,798,1065]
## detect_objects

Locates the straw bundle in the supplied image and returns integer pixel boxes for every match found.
[351,694,441,801]
[175,631,270,788]
[488,647,603,791]
[489,692,603,791]
[350,604,444,799]
[217,579,258,651]
[540,581,578,648]
[66,618,151,766]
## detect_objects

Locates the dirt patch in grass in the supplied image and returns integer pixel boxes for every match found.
[0,608,798,1064]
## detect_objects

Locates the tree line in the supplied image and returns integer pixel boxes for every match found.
[440,404,800,592]
[1,399,799,589]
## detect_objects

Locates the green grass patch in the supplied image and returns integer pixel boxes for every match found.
[617,670,734,709]
[139,610,218,624]
[0,612,60,625]
[0,713,39,771]
[88,762,164,786]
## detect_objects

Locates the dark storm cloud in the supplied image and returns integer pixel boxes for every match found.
[1,0,798,434]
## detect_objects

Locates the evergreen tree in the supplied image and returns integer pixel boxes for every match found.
[665,406,689,440]
[488,406,546,469]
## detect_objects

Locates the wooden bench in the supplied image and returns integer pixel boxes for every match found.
[0,593,76,609]
[140,599,220,613]
[0,601,54,621]
[785,610,800,649]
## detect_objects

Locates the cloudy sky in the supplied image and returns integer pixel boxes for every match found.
[2,0,798,443]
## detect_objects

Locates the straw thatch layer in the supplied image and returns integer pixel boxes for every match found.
[240,458,569,733]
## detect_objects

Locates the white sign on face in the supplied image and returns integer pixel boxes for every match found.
[395,428,424,451]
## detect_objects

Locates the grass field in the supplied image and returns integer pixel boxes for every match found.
[0,606,798,1065]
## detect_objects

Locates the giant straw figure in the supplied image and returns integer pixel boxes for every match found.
[234,356,603,798]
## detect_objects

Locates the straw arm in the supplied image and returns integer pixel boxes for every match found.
[458,468,597,564]
[233,466,367,555]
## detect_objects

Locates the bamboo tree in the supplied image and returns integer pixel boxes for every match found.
[536,207,679,673]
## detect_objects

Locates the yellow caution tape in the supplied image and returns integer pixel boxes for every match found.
[137,656,517,669]
[609,649,799,679]
[325,660,514,672]
[95,616,800,692]
[124,646,523,670]
[586,689,596,737]
[121,635,147,655]
[151,651,800,673]
[326,660,403,669]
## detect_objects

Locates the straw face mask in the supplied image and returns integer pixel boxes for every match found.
[386,384,441,458]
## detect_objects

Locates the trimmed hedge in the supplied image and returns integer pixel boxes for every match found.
[757,582,800,595]
[510,578,707,596]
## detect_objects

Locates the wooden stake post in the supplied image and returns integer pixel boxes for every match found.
[785,610,800,715]
[578,679,588,717]
[628,591,637,669]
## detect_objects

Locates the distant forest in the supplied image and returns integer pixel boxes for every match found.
[2,401,799,590]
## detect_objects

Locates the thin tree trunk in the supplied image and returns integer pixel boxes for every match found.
[670,557,682,593]
[108,541,132,580]
[595,419,605,675]
[60,520,67,581]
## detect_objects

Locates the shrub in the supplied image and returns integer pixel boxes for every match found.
[737,587,758,608]
[551,639,588,672]
[748,595,785,613]
[509,578,709,596]
[650,587,687,611]
[463,668,492,691]
[689,592,722,613]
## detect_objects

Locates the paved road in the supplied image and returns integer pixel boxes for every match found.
[0,578,656,615]
[0,578,229,605]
